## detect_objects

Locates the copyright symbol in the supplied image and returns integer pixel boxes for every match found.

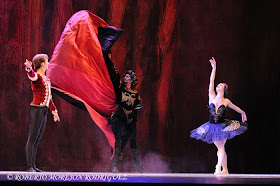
[7,174,14,180]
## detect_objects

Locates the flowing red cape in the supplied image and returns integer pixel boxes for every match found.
[47,10,117,159]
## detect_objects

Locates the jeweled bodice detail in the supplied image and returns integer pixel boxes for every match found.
[208,103,226,124]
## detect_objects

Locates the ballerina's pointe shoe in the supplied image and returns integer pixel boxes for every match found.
[214,165,221,175]
[214,171,222,175]
[220,170,229,175]
[214,170,229,176]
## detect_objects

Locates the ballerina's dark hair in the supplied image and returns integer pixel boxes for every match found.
[222,83,228,97]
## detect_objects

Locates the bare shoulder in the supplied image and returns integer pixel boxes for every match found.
[224,98,231,106]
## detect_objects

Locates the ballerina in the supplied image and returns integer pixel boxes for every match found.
[190,57,248,175]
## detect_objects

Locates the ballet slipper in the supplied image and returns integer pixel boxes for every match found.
[220,169,229,175]
[214,164,222,175]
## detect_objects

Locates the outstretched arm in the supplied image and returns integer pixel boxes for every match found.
[24,59,38,81]
[102,51,120,93]
[227,100,247,122]
[208,57,216,103]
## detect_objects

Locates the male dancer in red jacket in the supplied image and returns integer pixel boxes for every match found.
[24,54,60,172]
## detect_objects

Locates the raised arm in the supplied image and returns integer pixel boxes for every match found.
[102,51,121,94]
[227,100,247,122]
[208,57,216,103]
[24,59,38,81]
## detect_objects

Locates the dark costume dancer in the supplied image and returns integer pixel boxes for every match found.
[98,25,143,171]
[24,54,60,172]
[190,57,247,175]
[103,51,143,173]
[99,25,143,173]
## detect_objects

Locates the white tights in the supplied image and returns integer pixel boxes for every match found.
[213,139,229,175]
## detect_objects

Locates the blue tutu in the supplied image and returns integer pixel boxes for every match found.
[190,103,248,144]
[190,119,247,144]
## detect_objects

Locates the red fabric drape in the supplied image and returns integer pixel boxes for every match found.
[47,10,117,159]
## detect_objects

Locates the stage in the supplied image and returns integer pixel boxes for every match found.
[1,171,280,184]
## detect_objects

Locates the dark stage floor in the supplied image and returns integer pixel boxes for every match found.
[1,171,280,184]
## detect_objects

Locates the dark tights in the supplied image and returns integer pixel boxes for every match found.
[25,106,48,169]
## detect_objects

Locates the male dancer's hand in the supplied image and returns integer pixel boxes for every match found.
[24,59,32,69]
[53,112,60,122]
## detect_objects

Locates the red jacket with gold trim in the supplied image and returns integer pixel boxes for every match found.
[26,68,57,113]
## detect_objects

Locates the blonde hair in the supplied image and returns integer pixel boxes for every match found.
[32,54,48,70]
